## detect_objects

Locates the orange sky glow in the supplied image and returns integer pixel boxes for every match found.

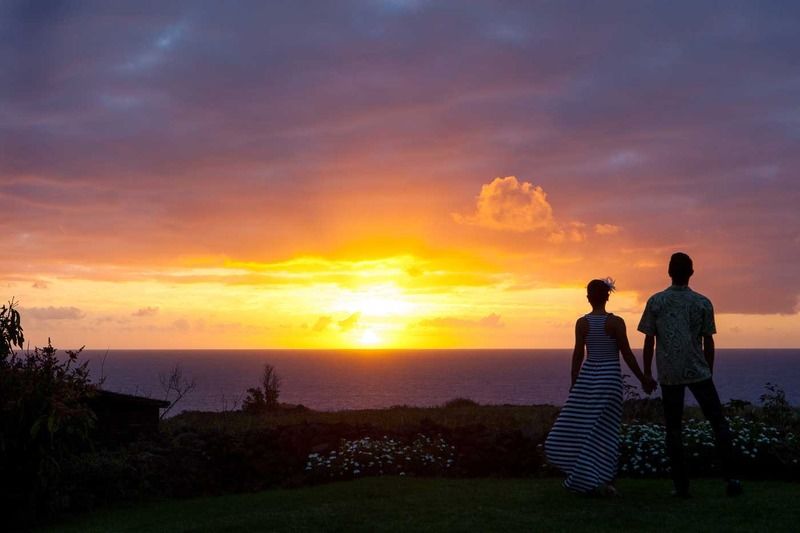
[8,176,800,349]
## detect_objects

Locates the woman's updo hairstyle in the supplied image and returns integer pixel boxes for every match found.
[587,278,615,306]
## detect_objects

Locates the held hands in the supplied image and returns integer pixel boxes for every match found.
[640,375,658,395]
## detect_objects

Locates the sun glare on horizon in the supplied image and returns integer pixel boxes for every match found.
[334,285,416,317]
[359,329,381,347]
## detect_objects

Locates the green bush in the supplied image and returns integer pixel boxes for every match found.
[0,302,96,527]
[760,383,796,428]
[443,398,479,408]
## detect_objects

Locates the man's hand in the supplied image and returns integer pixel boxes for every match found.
[641,375,658,395]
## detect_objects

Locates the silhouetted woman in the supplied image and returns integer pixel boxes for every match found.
[545,278,655,495]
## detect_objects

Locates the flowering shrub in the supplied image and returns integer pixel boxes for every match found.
[620,417,799,477]
[305,434,456,479]
[619,423,669,476]
[760,383,796,428]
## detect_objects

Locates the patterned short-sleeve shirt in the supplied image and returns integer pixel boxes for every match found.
[637,285,716,385]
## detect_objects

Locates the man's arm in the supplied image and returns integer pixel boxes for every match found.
[703,335,715,373]
[637,298,656,382]
[702,299,716,373]
[643,334,655,379]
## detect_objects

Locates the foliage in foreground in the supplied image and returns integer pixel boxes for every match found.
[305,434,456,479]
[0,302,96,526]
[58,413,548,511]
[52,400,800,521]
[620,417,799,478]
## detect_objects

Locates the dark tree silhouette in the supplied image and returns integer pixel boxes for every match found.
[159,363,197,419]
[242,363,281,413]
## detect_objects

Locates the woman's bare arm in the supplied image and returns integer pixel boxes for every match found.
[609,315,656,393]
[571,318,587,389]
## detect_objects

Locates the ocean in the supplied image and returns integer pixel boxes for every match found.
[78,349,800,415]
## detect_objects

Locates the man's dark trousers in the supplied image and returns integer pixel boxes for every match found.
[661,378,735,492]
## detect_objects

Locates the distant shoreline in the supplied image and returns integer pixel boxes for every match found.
[67,348,800,414]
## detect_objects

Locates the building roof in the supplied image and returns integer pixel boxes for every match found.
[89,389,171,408]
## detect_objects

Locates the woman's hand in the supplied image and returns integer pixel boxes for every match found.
[641,375,658,395]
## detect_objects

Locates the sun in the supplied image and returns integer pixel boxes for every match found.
[359,329,381,346]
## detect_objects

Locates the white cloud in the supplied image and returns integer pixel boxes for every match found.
[454,176,588,243]
[453,176,556,233]
[594,223,621,235]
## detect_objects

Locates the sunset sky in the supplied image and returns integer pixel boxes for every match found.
[2,1,799,349]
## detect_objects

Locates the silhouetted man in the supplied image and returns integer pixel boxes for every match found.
[638,252,742,497]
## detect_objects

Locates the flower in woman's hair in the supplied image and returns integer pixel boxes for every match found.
[603,277,616,292]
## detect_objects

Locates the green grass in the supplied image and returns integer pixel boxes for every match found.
[43,477,800,532]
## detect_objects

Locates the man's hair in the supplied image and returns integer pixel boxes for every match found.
[587,279,611,306]
[668,252,694,282]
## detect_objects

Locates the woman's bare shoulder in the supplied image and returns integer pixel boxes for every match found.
[606,314,626,329]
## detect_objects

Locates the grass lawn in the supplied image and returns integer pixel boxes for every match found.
[43,477,800,532]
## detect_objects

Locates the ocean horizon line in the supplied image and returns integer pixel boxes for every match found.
[73,348,800,411]
[72,347,800,351]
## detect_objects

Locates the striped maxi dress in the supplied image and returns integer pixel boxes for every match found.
[544,313,623,492]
